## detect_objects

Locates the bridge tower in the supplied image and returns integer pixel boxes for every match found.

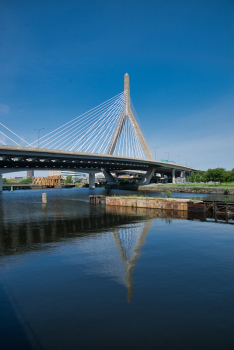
[107,74,153,160]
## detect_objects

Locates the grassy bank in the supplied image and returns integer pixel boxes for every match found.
[149,183,234,188]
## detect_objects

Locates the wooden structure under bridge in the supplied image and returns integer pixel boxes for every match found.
[33,175,65,187]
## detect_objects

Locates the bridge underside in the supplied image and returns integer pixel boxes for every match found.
[0,146,195,183]
[0,148,196,191]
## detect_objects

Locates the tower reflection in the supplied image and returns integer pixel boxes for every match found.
[112,220,152,302]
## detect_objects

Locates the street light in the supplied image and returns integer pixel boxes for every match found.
[166,151,172,162]
[185,159,189,166]
[176,155,181,164]
[34,128,45,148]
[152,147,159,160]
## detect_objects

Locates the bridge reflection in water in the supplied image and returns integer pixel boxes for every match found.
[0,205,218,303]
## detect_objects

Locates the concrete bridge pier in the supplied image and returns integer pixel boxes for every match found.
[0,174,2,193]
[89,173,95,189]
[139,167,156,185]
[102,170,118,185]
[172,169,175,184]
[181,171,186,183]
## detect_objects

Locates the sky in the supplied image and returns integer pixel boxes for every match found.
[0,0,233,177]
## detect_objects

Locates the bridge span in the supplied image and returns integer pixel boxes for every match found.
[0,145,196,190]
[0,74,197,191]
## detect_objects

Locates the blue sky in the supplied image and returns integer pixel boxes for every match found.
[0,0,233,177]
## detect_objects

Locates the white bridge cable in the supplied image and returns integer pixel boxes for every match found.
[107,90,147,159]
[79,96,125,153]
[80,102,123,153]
[0,123,34,148]
[30,91,124,147]
[113,111,146,159]
[116,111,126,157]
[65,95,124,153]
[69,95,124,153]
[35,92,125,153]
[93,102,124,154]
[41,96,123,149]
[0,90,148,159]
[0,130,21,147]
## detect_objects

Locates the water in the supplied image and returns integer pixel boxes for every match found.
[0,188,233,349]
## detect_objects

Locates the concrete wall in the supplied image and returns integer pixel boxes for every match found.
[105,197,188,211]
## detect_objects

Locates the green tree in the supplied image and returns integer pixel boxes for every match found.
[65,175,73,183]
[17,177,33,184]
[224,171,231,183]
[195,173,201,183]
[2,178,7,184]
[190,172,196,183]
[186,176,189,182]
[200,175,206,183]
[230,169,234,182]
[206,168,226,182]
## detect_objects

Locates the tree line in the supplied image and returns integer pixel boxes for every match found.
[187,168,234,183]
[2,177,33,184]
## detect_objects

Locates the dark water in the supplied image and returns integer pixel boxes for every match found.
[0,188,233,350]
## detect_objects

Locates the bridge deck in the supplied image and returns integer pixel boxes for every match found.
[0,146,196,175]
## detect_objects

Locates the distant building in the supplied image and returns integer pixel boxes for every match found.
[48,170,87,182]
[49,170,61,176]
[27,170,34,178]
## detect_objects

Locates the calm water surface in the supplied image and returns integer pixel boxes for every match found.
[0,188,233,350]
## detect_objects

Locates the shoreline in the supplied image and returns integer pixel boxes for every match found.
[107,184,234,195]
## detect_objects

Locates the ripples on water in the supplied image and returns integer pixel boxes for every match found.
[0,188,233,350]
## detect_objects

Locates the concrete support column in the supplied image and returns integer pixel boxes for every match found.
[161,172,164,182]
[89,173,95,189]
[181,171,186,183]
[139,167,156,185]
[172,169,175,184]
[102,170,117,185]
[0,174,2,193]
[183,171,186,183]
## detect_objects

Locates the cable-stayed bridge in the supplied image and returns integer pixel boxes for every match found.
[0,74,196,190]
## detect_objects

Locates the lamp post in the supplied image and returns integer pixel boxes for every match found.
[152,147,159,160]
[176,155,181,164]
[166,151,172,162]
[34,128,45,148]
[185,159,189,166]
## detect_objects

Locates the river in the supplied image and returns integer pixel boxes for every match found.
[0,188,233,349]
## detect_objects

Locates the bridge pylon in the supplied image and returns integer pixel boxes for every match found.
[107,74,153,160]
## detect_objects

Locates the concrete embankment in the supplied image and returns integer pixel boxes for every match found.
[90,195,234,221]
[105,196,190,211]
[90,195,199,211]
